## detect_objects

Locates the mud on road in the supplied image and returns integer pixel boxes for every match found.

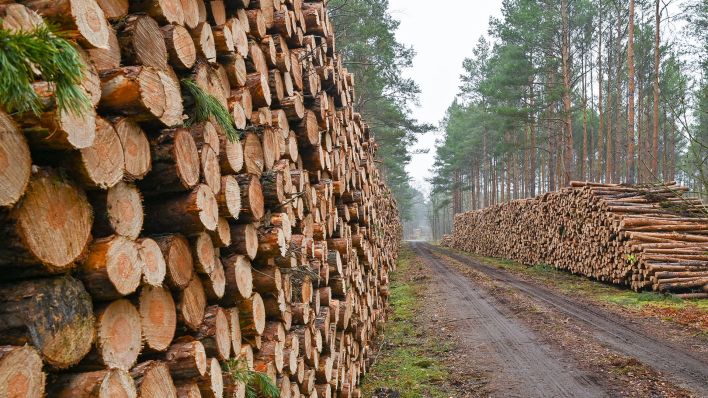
[408,242,708,398]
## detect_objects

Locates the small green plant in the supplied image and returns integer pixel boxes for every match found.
[181,78,239,143]
[0,22,90,115]
[626,254,638,266]
[223,358,280,398]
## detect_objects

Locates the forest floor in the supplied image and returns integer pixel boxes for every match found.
[362,242,708,398]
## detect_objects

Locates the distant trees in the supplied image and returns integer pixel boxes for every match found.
[429,0,706,239]
[329,0,432,220]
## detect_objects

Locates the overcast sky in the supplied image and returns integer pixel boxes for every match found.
[387,0,504,195]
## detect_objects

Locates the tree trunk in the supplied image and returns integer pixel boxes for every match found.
[627,0,636,183]
[561,0,573,187]
[652,0,661,179]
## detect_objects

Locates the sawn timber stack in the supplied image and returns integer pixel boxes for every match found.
[0,0,402,397]
[444,182,708,298]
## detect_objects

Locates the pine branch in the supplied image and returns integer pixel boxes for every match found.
[0,22,90,115]
[181,78,240,142]
[222,358,280,398]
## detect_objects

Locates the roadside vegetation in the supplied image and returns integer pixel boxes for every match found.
[361,247,452,398]
[444,247,708,332]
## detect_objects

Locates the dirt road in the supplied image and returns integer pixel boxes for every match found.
[409,242,708,397]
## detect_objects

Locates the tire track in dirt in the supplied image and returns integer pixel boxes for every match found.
[410,242,606,398]
[428,243,708,396]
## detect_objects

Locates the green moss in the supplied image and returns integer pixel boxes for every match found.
[361,247,450,398]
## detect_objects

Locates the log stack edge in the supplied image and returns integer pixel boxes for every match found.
[0,0,402,397]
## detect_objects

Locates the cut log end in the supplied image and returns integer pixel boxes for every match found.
[0,112,31,208]
[139,285,177,352]
[0,345,45,398]
[9,168,93,271]
[95,299,142,370]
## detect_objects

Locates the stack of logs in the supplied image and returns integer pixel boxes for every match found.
[0,0,402,396]
[445,182,708,298]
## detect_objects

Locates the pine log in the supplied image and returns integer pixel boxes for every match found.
[0,345,45,397]
[178,277,207,331]
[208,218,231,250]
[141,128,201,195]
[238,293,266,337]
[131,360,178,398]
[99,66,166,122]
[154,234,195,291]
[0,111,31,208]
[165,338,207,380]
[51,368,136,398]
[157,67,186,128]
[89,181,144,239]
[113,117,152,181]
[116,14,168,70]
[138,285,176,352]
[144,184,219,234]
[87,299,142,370]
[129,0,184,25]
[162,24,197,70]
[79,235,143,300]
[20,0,111,48]
[236,174,265,222]
[95,0,128,19]
[225,223,259,260]
[0,276,94,368]
[0,168,92,273]
[88,25,122,72]
[197,357,224,398]
[222,254,254,305]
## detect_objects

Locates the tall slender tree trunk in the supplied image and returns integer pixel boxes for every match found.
[652,0,661,179]
[597,14,605,182]
[529,80,537,196]
[627,0,636,183]
[637,75,644,182]
[561,0,574,186]
[613,13,622,183]
[606,26,614,183]
[582,49,588,181]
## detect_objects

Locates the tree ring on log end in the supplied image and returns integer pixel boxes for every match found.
[0,112,31,207]
[14,168,93,271]
[0,345,45,398]
[97,299,142,370]
[139,285,176,352]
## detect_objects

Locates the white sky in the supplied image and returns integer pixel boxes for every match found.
[387,0,504,195]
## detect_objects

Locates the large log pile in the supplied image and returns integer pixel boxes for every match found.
[0,0,402,396]
[445,182,708,298]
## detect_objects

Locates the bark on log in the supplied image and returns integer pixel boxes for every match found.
[0,276,94,368]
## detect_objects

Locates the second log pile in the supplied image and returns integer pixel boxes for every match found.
[445,182,708,298]
[0,0,402,397]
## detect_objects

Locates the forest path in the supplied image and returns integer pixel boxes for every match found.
[410,242,606,397]
[411,242,708,397]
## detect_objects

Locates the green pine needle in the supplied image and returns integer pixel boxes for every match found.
[0,21,90,115]
[181,78,240,143]
[223,359,280,398]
